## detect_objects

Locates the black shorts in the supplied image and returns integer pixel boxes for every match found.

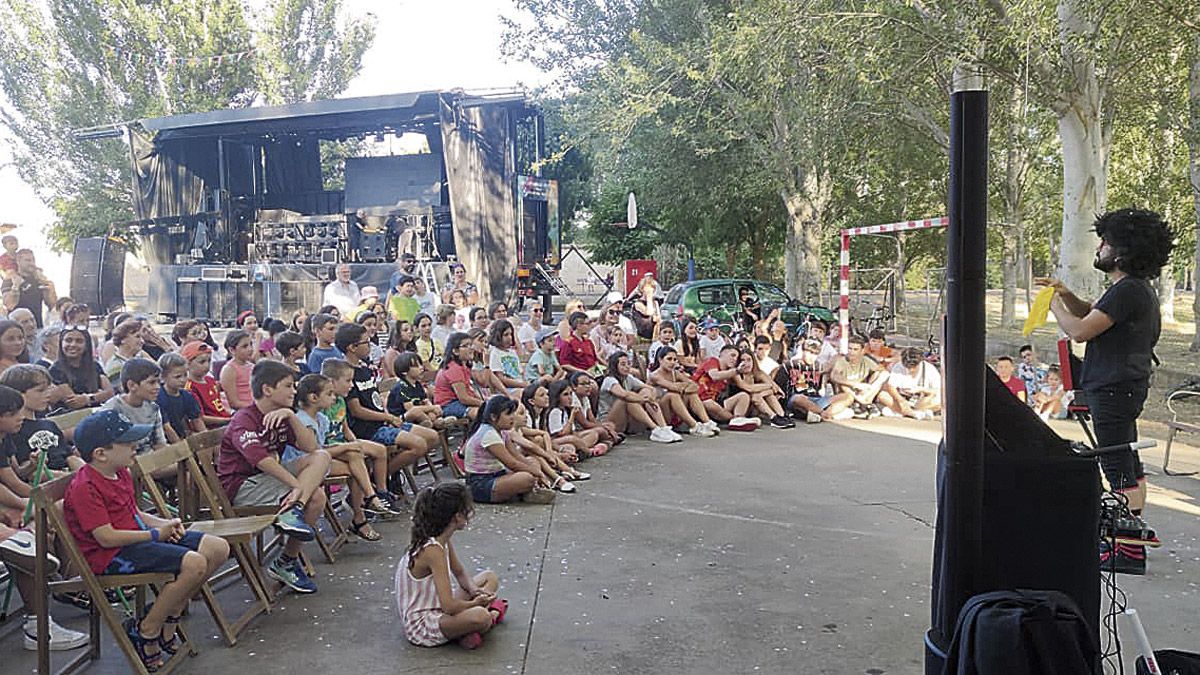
[103,530,206,575]
[1084,388,1148,491]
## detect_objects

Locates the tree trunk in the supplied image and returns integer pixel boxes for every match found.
[1000,86,1028,329]
[1055,0,1108,301]
[782,166,830,304]
[1001,233,1018,328]
[1189,33,1200,350]
[1158,267,1177,324]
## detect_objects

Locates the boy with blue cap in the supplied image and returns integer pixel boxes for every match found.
[63,409,230,671]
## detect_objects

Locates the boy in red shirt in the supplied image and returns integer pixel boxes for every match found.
[218,360,328,594]
[994,355,1027,403]
[557,312,601,375]
[691,345,757,430]
[63,409,229,671]
[182,341,231,427]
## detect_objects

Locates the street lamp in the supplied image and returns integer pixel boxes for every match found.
[614,192,696,281]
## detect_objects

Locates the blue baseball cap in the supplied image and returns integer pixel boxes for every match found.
[700,318,719,330]
[74,410,156,457]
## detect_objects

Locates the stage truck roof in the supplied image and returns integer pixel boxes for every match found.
[138,89,530,141]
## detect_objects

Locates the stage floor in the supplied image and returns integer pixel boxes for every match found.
[7,418,1199,674]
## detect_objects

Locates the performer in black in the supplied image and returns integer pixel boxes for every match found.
[1040,208,1174,575]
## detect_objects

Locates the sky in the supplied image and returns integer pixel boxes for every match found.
[0,0,554,289]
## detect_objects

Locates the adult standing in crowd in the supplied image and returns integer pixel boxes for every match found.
[1041,208,1174,576]
[323,263,360,317]
[442,262,480,305]
[2,249,56,327]
[629,274,660,339]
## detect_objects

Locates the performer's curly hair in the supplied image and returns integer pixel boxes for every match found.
[1093,208,1174,279]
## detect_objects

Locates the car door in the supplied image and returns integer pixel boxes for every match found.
[694,281,735,323]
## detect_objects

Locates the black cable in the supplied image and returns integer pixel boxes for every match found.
[1098,490,1130,675]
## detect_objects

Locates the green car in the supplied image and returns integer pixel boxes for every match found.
[659,278,835,333]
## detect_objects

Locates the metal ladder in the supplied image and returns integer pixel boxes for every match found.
[535,262,572,296]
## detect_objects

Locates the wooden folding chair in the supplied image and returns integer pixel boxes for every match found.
[187,429,322,577]
[32,474,197,675]
[377,377,399,395]
[46,407,97,431]
[133,442,276,646]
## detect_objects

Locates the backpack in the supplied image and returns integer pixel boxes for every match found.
[943,589,1098,675]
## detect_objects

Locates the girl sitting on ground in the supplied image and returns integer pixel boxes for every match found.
[462,395,556,505]
[648,347,719,437]
[517,384,590,480]
[509,400,577,493]
[395,482,508,650]
[676,317,702,373]
[1033,366,1069,421]
[731,350,795,429]
[292,374,399,540]
[545,379,607,458]
[598,351,682,443]
[521,382,581,464]
[568,371,624,448]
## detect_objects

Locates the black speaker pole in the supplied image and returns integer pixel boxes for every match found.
[926,73,989,672]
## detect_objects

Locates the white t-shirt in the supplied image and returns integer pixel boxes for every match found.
[699,334,726,360]
[431,325,452,348]
[415,291,439,316]
[488,346,522,382]
[888,361,941,394]
[517,321,540,351]
[322,280,360,316]
[547,407,571,435]
[598,374,646,418]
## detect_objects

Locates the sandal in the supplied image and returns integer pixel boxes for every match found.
[488,597,509,625]
[552,476,577,493]
[587,443,609,458]
[349,519,382,542]
[124,617,164,672]
[569,471,591,481]
[158,615,181,656]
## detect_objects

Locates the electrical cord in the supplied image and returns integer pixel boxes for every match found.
[1098,490,1130,675]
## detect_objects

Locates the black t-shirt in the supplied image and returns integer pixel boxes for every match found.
[49,360,105,395]
[1,418,73,470]
[348,362,386,440]
[1079,276,1160,391]
[2,273,47,327]
[386,378,428,416]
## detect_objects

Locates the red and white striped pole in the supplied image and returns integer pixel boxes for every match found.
[838,217,948,353]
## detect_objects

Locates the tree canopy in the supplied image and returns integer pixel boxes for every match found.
[0,0,374,250]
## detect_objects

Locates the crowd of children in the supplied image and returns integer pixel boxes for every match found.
[0,273,958,665]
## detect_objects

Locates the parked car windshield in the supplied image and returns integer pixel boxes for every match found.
[755,283,790,306]
[665,284,685,305]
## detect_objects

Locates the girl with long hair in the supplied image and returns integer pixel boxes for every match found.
[461,395,555,504]
[49,326,115,411]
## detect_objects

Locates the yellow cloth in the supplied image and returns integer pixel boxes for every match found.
[1023,286,1056,336]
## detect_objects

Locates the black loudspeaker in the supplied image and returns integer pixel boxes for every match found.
[927,370,1100,668]
[357,231,390,262]
[71,237,126,314]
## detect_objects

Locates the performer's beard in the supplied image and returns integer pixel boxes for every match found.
[1093,250,1118,273]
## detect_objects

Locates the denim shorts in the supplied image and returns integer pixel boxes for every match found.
[371,423,415,445]
[442,400,470,419]
[104,530,205,575]
[466,470,507,503]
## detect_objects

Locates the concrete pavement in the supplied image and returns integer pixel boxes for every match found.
[5,417,1199,674]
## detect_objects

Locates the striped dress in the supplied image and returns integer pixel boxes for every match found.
[395,538,451,646]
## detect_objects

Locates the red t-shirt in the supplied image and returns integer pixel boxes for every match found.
[187,375,231,419]
[1000,375,1026,400]
[218,404,296,500]
[558,334,598,371]
[433,361,473,406]
[63,465,142,574]
[691,357,728,401]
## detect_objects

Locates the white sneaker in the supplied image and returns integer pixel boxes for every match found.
[649,427,674,443]
[705,420,720,435]
[915,410,935,421]
[1,529,58,573]
[806,411,823,424]
[667,428,684,442]
[554,478,577,493]
[689,424,715,437]
[880,407,900,418]
[832,408,855,421]
[24,616,88,651]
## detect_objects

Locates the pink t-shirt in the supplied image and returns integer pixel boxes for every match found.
[433,361,472,406]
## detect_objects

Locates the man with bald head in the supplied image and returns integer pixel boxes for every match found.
[322,263,360,316]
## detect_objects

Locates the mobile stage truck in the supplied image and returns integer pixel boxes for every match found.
[73,89,563,322]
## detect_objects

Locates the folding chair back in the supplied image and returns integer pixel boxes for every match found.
[32,474,193,674]
[46,406,97,431]
[133,442,275,646]
[1057,338,1097,446]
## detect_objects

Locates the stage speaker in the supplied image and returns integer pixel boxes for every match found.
[928,370,1100,667]
[358,231,390,262]
[71,237,126,313]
